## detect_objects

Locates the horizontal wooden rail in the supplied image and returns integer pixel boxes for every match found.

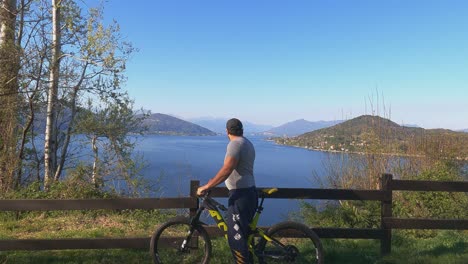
[390,180,468,192]
[0,198,197,211]
[383,218,468,230]
[210,187,389,201]
[0,238,149,251]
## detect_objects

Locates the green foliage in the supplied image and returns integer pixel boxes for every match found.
[73,95,154,196]
[340,201,380,228]
[392,162,468,238]
[303,160,467,238]
[301,202,344,227]
[302,200,380,229]
[395,162,468,220]
[3,173,111,200]
[10,0,141,191]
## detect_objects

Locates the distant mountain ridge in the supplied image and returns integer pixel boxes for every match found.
[189,117,342,136]
[274,115,468,157]
[188,117,273,134]
[143,113,216,136]
[263,119,343,137]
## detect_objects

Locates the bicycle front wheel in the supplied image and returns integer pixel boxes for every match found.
[258,221,324,264]
[150,217,212,264]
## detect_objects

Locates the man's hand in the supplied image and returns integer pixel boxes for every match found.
[196,186,208,196]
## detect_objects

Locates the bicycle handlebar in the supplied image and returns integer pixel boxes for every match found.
[203,190,211,197]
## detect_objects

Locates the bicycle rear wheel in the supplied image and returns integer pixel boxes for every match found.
[257,221,324,264]
[150,217,212,264]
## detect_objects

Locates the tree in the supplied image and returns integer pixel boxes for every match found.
[50,2,136,182]
[0,0,19,191]
[2,0,141,194]
[15,0,52,186]
[76,95,148,195]
[43,0,61,188]
[40,0,136,188]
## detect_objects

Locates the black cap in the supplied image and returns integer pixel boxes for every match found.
[226,118,243,135]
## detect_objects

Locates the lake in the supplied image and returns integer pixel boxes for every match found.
[136,135,337,225]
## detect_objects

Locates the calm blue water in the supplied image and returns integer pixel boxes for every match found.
[136,135,335,225]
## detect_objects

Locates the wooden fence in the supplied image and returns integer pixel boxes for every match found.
[0,174,467,256]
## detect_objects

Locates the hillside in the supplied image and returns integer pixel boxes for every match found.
[274,115,468,158]
[263,119,343,137]
[143,113,216,136]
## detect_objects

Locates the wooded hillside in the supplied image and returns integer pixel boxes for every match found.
[275,115,468,159]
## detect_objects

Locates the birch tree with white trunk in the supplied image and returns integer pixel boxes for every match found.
[43,0,61,188]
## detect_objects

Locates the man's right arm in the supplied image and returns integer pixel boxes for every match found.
[196,155,238,196]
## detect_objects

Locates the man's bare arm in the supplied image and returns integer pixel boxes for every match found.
[197,156,238,195]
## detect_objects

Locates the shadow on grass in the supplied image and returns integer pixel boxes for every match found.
[321,239,380,264]
[419,241,468,257]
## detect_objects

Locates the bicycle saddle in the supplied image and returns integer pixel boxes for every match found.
[260,188,278,195]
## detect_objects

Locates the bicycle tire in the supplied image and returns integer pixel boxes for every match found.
[257,221,324,264]
[150,217,212,264]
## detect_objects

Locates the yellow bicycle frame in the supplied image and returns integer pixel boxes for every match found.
[205,188,279,254]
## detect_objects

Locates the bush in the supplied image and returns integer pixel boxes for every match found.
[301,200,380,229]
[394,161,468,220]
[303,161,467,237]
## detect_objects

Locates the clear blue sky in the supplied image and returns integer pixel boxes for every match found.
[91,0,467,129]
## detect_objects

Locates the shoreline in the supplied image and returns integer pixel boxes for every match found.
[273,142,468,161]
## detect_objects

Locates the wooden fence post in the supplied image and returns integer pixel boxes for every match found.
[190,180,200,218]
[380,173,393,256]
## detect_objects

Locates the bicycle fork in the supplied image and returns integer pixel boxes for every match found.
[180,227,196,252]
[180,207,206,252]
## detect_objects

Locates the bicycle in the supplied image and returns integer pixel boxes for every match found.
[150,188,324,263]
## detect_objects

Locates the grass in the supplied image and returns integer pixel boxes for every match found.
[0,212,466,263]
[0,249,149,264]
[0,210,177,239]
[375,230,468,264]
[321,230,468,264]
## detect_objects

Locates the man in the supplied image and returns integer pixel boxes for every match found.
[197,118,258,264]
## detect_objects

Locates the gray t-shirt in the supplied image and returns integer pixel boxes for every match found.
[224,137,256,190]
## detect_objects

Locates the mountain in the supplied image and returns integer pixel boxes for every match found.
[188,117,273,134]
[263,119,343,137]
[143,113,216,136]
[243,121,274,134]
[459,129,468,133]
[274,115,468,157]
